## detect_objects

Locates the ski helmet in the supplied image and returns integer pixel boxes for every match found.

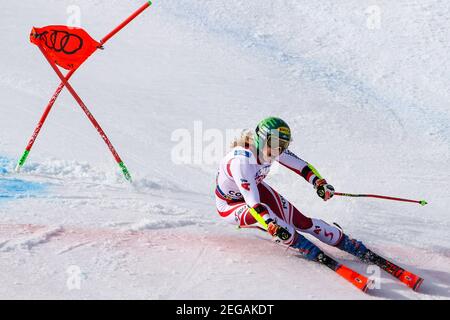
[255,117,291,153]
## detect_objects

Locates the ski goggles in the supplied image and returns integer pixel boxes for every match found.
[267,136,290,153]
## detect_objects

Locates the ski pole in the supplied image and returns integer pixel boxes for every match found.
[15,68,78,172]
[334,192,428,206]
[37,44,132,182]
[248,207,269,230]
[237,225,267,232]
[15,1,153,173]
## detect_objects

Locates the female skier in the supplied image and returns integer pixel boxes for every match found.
[215,117,369,262]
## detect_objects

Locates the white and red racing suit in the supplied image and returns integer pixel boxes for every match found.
[215,147,343,246]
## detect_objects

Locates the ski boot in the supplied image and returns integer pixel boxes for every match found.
[291,233,323,261]
[336,233,371,262]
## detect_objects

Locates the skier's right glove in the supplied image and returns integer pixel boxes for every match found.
[265,218,291,241]
[252,204,291,241]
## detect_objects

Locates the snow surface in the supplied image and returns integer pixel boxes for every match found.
[0,0,449,299]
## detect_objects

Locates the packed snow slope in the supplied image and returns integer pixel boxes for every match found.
[0,0,449,299]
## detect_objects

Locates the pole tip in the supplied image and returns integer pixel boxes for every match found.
[419,200,428,206]
[119,162,133,183]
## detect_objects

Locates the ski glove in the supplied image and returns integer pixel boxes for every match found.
[252,204,291,241]
[315,179,335,201]
[266,218,291,241]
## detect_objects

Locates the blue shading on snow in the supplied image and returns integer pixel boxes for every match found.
[0,156,47,201]
[0,157,10,175]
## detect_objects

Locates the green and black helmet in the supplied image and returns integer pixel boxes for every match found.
[255,117,292,153]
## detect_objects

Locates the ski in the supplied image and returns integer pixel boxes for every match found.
[363,250,424,291]
[264,235,373,293]
[316,251,373,293]
[240,215,373,293]
[240,226,373,293]
[332,224,424,291]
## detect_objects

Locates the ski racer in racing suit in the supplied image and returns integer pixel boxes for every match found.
[215,117,369,261]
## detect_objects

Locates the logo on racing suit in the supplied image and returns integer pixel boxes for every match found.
[324,230,334,241]
[234,206,247,223]
[255,165,271,184]
[283,149,304,161]
[234,150,251,158]
[240,179,250,191]
[227,190,242,200]
[280,195,288,210]
[314,226,334,241]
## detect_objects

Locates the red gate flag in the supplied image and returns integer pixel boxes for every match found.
[17,2,153,181]
[30,26,101,70]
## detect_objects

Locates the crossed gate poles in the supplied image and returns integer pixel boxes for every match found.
[15,1,153,182]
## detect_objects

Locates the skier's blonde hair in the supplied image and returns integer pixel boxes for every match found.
[230,129,255,150]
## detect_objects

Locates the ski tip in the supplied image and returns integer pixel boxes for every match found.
[419,200,428,206]
[400,271,424,291]
[14,164,21,173]
[362,279,375,293]
[118,162,133,183]
[413,277,424,292]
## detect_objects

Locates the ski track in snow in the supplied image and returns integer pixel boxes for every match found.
[0,223,449,299]
[0,225,64,252]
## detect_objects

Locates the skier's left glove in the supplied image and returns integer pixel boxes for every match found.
[315,179,335,201]
[252,204,291,241]
[266,219,291,241]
